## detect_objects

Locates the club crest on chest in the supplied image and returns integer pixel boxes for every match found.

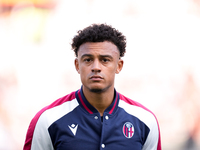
[122,122,134,138]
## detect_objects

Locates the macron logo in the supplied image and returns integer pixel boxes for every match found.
[68,124,78,136]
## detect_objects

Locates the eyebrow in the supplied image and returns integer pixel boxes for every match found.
[80,54,93,60]
[80,54,113,59]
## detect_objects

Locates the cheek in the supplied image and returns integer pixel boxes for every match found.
[110,64,119,73]
[107,66,117,77]
[79,67,89,78]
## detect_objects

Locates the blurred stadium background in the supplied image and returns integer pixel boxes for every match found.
[0,0,200,149]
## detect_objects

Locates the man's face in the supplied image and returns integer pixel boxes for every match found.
[75,41,123,93]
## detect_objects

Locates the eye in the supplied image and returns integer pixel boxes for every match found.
[102,58,110,63]
[84,58,92,62]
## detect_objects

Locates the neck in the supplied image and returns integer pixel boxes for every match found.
[82,86,115,116]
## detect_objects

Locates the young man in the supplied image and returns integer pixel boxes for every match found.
[23,24,161,150]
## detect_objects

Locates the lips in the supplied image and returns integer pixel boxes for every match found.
[89,75,103,81]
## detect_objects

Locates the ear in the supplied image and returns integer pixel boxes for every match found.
[116,59,124,74]
[74,58,80,74]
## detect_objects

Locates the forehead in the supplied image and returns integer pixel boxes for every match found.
[78,41,120,57]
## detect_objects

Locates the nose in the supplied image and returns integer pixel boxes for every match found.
[91,59,101,73]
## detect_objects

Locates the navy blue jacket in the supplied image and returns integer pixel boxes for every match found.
[24,88,161,150]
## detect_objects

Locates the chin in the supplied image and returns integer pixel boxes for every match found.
[89,85,110,93]
[90,88,104,93]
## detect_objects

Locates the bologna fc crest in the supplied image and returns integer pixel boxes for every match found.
[122,122,134,138]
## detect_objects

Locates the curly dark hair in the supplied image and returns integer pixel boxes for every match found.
[71,24,126,57]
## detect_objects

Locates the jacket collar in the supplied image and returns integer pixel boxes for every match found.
[75,86,119,115]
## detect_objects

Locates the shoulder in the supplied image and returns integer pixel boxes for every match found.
[119,93,153,113]
[118,93,161,150]
[118,93,159,129]
[29,91,78,135]
[24,91,78,149]
[34,91,77,121]
[34,91,78,126]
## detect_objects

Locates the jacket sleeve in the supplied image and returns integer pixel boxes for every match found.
[23,108,54,150]
[142,115,162,150]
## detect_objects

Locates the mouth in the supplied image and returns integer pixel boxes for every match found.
[89,75,103,81]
